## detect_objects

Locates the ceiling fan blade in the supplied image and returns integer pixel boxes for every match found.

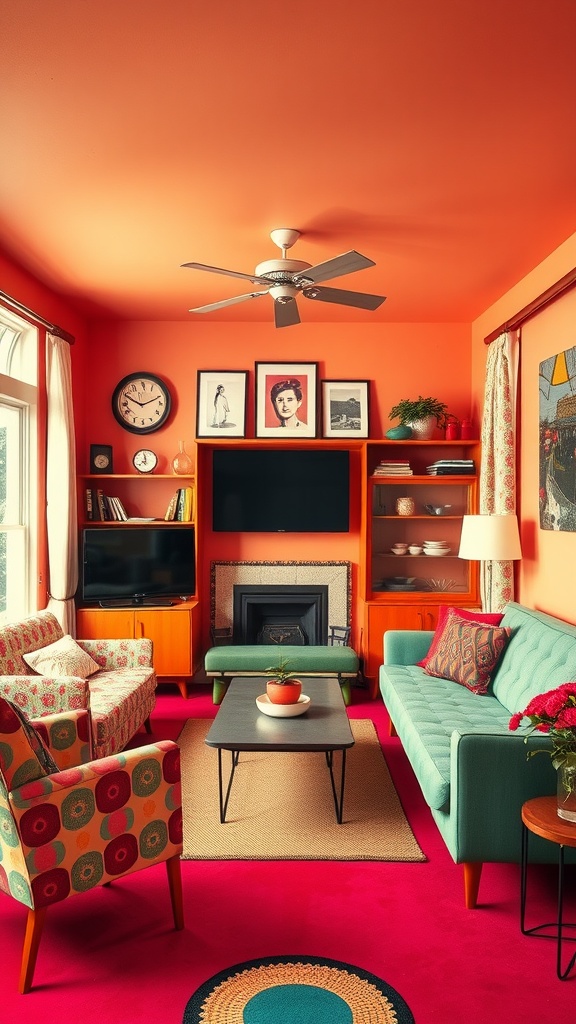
[190,291,269,313]
[303,286,386,310]
[274,297,301,328]
[182,262,267,286]
[295,250,375,285]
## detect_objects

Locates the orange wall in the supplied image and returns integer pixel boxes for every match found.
[85,319,472,643]
[472,232,576,624]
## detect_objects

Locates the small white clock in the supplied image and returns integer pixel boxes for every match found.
[133,449,158,473]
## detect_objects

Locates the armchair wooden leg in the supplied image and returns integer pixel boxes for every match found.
[389,719,397,737]
[19,907,47,994]
[144,717,153,734]
[166,855,184,931]
[463,861,483,909]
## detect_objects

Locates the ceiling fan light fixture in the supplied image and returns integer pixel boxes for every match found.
[269,283,298,302]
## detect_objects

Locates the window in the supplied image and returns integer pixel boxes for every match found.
[0,309,38,624]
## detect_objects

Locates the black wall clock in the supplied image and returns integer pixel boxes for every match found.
[111,372,171,434]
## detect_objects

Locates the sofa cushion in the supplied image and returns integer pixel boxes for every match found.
[89,667,157,757]
[379,663,512,809]
[424,612,511,694]
[492,603,576,714]
[23,634,101,679]
[417,605,504,668]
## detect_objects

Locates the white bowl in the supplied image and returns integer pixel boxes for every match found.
[391,548,408,555]
[424,547,451,556]
[423,540,449,547]
[256,693,311,718]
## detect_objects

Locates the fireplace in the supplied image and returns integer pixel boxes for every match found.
[232,584,329,645]
[211,561,351,643]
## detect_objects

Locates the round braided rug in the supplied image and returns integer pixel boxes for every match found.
[183,956,414,1024]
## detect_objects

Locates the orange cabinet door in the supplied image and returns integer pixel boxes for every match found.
[365,603,438,698]
[76,608,135,640]
[136,609,192,676]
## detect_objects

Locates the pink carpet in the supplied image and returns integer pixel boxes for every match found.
[0,682,574,1022]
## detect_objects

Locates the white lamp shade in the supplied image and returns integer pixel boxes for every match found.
[458,514,522,561]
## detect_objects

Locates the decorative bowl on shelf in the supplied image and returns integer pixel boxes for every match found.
[424,504,453,516]
[423,546,451,556]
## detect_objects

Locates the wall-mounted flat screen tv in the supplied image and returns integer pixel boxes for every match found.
[82,526,195,607]
[212,448,350,532]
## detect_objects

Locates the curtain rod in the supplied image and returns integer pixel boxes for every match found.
[0,290,75,345]
[484,267,576,344]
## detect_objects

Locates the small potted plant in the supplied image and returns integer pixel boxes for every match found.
[388,396,449,439]
[265,659,303,705]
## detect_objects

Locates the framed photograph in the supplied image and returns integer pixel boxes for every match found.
[196,370,248,438]
[255,362,318,438]
[321,380,370,438]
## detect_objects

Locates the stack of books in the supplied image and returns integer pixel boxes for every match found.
[373,460,413,476]
[85,488,129,521]
[426,460,475,475]
[164,485,194,522]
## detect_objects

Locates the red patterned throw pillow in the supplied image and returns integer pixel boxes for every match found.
[417,605,504,669]
[424,609,511,694]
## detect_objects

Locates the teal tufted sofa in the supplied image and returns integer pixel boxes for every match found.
[379,601,576,908]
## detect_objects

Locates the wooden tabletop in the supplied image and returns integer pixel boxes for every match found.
[522,796,576,848]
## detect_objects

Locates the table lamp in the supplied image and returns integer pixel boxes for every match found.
[458,513,522,611]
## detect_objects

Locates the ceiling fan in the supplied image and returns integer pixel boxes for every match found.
[182,228,386,328]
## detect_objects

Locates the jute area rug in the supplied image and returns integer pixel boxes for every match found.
[182,956,415,1023]
[179,718,425,861]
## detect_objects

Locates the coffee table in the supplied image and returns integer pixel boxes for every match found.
[204,676,355,824]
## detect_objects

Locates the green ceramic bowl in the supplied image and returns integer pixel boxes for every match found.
[385,424,413,440]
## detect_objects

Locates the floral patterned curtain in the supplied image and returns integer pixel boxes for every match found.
[479,331,518,611]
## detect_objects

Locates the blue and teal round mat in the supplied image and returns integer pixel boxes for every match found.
[183,956,414,1023]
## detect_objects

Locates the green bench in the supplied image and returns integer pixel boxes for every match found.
[204,644,359,705]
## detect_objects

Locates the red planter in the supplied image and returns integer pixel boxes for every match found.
[266,680,302,705]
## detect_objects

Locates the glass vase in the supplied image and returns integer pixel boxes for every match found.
[557,763,576,821]
[396,496,415,516]
[171,440,193,476]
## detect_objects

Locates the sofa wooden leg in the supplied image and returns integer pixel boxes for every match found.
[19,907,46,994]
[166,855,185,930]
[389,719,397,737]
[339,677,352,706]
[463,861,483,908]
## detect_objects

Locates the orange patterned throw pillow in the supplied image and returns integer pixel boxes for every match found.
[424,610,511,694]
[22,634,100,678]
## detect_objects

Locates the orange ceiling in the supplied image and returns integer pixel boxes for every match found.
[2,0,575,325]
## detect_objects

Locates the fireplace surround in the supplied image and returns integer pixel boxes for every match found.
[211,561,351,642]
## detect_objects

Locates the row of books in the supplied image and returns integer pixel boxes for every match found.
[426,460,475,475]
[85,489,129,521]
[85,485,194,522]
[373,460,413,476]
[164,486,194,522]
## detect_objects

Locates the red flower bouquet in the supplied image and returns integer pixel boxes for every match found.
[509,681,576,769]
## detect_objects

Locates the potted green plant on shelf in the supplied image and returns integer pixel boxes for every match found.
[388,396,449,439]
[265,659,303,705]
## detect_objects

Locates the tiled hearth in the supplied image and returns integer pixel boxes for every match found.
[210,561,351,641]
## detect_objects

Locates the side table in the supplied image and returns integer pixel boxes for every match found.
[521,795,576,980]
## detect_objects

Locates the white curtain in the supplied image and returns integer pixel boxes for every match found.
[46,333,78,633]
[479,331,519,610]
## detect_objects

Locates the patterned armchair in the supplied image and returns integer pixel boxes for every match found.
[0,696,184,993]
[0,611,157,758]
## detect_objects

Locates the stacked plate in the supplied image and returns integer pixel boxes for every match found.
[423,540,451,556]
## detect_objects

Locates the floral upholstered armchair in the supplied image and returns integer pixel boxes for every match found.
[0,611,157,759]
[0,696,184,993]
